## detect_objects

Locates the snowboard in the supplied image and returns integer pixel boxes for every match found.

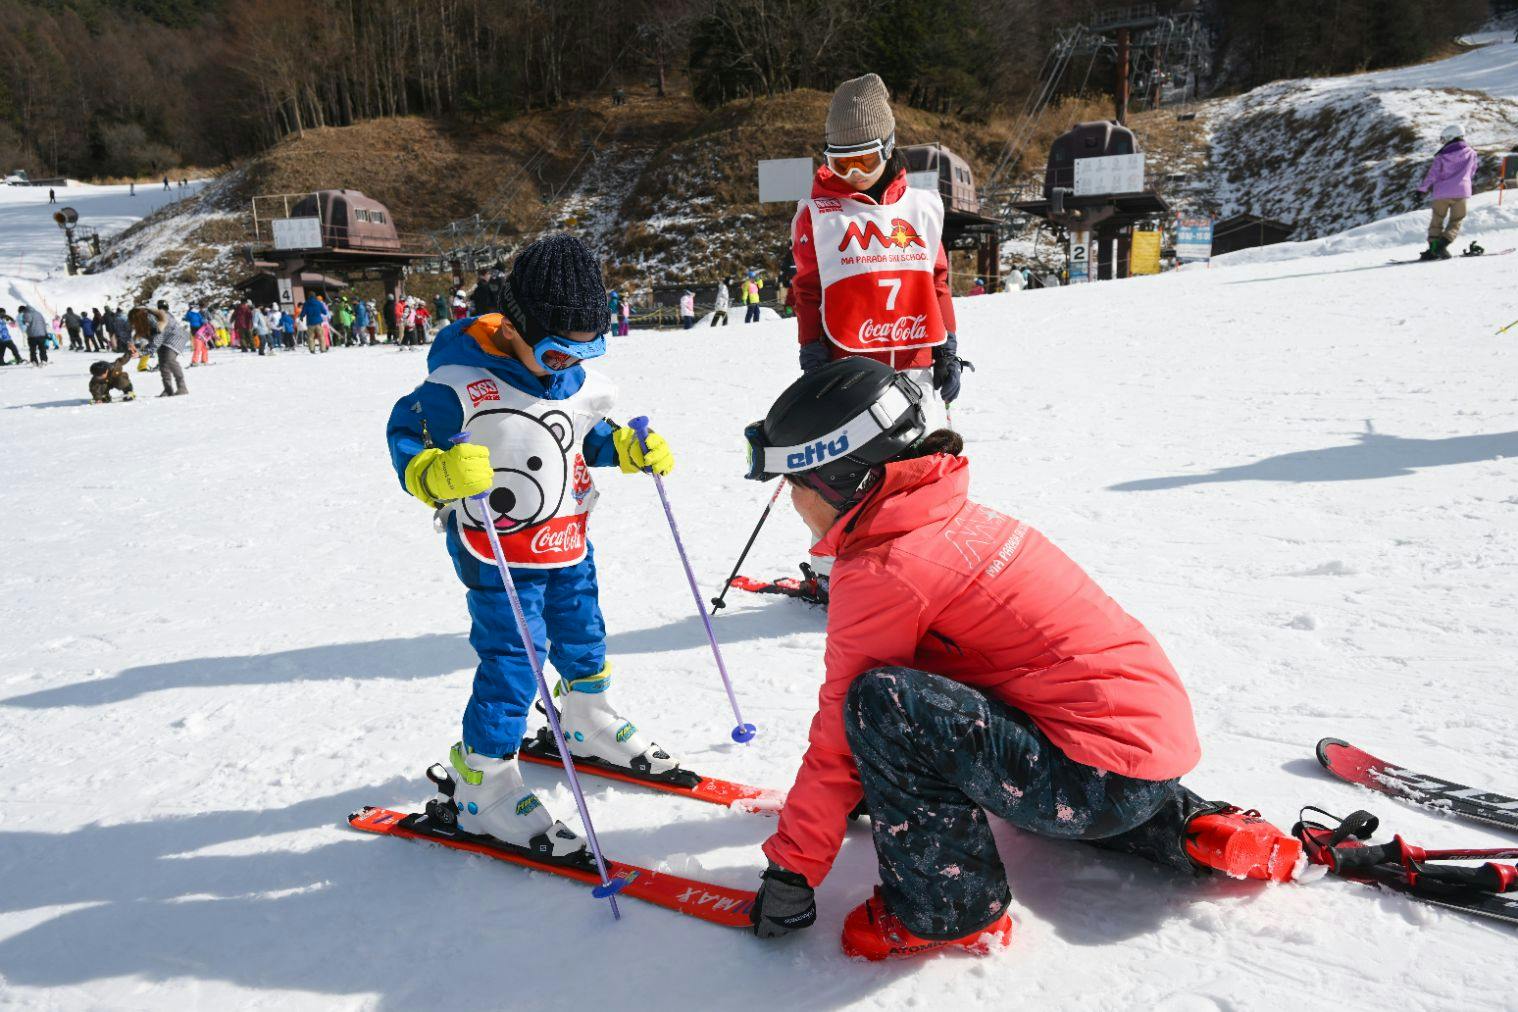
[1387,247,1514,265]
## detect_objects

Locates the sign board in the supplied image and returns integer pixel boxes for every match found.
[1073,153,1145,196]
[276,276,294,309]
[757,158,815,204]
[1130,230,1162,275]
[1069,229,1091,283]
[1174,217,1214,262]
[907,170,940,192]
[272,216,323,250]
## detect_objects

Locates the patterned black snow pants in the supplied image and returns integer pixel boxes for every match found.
[844,667,1212,940]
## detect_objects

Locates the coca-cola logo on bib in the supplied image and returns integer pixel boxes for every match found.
[529,519,584,555]
[857,315,928,345]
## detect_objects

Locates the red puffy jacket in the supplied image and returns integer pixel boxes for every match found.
[762,454,1202,886]
[789,166,956,371]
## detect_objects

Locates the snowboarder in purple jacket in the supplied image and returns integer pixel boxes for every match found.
[1417,124,1479,260]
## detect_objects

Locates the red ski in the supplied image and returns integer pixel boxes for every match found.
[1316,738,1518,834]
[349,806,757,928]
[518,727,785,815]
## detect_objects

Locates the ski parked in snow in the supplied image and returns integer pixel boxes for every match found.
[727,563,829,607]
[348,806,757,927]
[1316,738,1518,834]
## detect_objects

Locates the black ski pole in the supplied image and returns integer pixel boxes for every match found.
[710,481,785,615]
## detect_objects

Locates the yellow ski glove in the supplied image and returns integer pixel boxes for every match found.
[404,443,493,507]
[612,426,675,476]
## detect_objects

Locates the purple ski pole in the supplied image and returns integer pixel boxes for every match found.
[451,433,626,919]
[628,417,756,744]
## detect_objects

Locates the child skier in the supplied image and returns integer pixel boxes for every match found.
[386,234,682,859]
[784,73,971,600]
[88,350,136,403]
[742,359,1302,960]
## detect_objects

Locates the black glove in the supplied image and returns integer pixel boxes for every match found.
[749,863,816,938]
[798,340,829,373]
[932,332,973,404]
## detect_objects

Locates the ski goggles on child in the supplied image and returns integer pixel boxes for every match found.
[533,332,607,373]
[824,135,894,179]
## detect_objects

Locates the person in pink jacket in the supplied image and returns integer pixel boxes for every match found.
[741,359,1301,960]
[1417,123,1479,260]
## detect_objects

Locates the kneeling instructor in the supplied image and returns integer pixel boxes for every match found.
[744,360,1300,960]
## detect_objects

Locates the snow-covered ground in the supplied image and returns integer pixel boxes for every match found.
[3,172,1518,1007]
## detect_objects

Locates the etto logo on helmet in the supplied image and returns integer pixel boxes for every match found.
[838,218,927,252]
[786,433,851,470]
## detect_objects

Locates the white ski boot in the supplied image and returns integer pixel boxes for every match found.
[555,668,683,778]
[434,743,586,862]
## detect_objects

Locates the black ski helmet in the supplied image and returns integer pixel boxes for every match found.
[745,358,926,508]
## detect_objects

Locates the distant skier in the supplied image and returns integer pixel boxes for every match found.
[1417,123,1479,261]
[19,304,49,365]
[679,289,695,329]
[742,359,1300,960]
[88,350,136,403]
[0,310,23,365]
[741,270,762,323]
[146,302,189,396]
[385,233,682,860]
[710,277,731,326]
[63,307,82,350]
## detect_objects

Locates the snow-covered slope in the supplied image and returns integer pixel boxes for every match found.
[2,190,1516,1007]
[0,177,217,318]
[1181,36,1518,238]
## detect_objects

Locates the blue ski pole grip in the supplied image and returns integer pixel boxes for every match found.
[628,415,653,473]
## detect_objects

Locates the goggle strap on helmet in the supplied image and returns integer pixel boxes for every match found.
[757,382,914,477]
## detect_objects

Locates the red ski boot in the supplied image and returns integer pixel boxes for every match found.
[841,889,1013,961]
[1185,805,1302,882]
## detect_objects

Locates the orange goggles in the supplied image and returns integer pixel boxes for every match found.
[825,141,885,178]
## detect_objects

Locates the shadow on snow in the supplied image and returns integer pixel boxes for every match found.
[1109,427,1518,492]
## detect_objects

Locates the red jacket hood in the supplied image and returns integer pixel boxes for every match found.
[812,454,968,559]
[810,165,909,206]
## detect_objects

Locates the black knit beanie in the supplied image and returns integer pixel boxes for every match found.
[503,233,610,341]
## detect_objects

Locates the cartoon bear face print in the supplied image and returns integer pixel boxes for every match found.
[458,408,574,534]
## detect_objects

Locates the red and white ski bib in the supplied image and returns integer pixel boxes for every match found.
[428,364,616,570]
[807,187,947,354]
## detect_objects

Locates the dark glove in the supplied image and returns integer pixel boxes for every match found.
[932,332,973,404]
[798,340,829,373]
[749,863,816,938]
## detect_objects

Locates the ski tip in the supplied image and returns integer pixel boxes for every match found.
[731,723,757,744]
[1315,737,1350,768]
